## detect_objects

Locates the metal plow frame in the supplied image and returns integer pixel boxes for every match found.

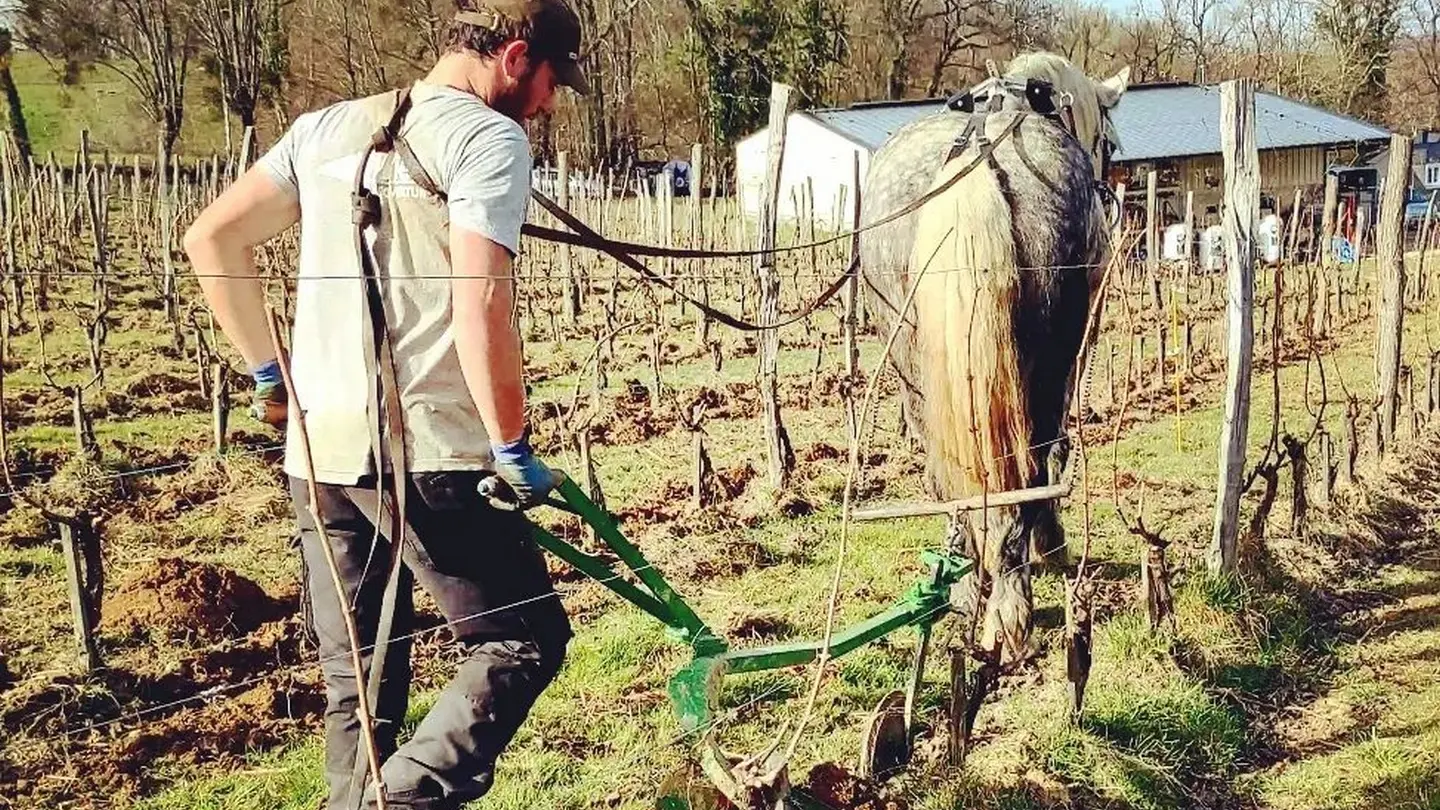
[530,474,1066,808]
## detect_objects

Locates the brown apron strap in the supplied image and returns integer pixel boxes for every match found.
[344,87,415,810]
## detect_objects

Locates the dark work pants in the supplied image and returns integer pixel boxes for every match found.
[289,471,572,810]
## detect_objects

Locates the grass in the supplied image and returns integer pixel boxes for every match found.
[1251,557,1440,810]
[8,50,241,160]
[7,207,1440,809]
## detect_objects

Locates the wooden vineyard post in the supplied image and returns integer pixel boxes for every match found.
[1356,201,1370,264]
[1375,133,1410,454]
[1211,79,1258,575]
[559,151,580,325]
[1111,181,1128,245]
[1315,172,1338,338]
[1418,191,1437,303]
[1287,188,1303,265]
[1183,190,1194,306]
[236,126,256,180]
[692,428,713,509]
[1283,434,1308,538]
[1146,169,1163,315]
[159,134,178,333]
[843,151,862,443]
[59,520,103,671]
[1318,432,1334,506]
[1106,337,1117,405]
[1183,321,1194,377]
[691,143,710,344]
[578,430,605,548]
[1341,400,1359,486]
[663,169,677,317]
[756,82,798,490]
[1430,353,1439,415]
[212,362,229,454]
[1155,321,1166,389]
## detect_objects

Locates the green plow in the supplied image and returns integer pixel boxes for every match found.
[527,474,987,809]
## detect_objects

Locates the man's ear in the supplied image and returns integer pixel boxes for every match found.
[499,39,534,82]
[1095,65,1130,108]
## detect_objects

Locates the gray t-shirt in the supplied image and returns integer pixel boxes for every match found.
[258,80,532,255]
[253,82,532,483]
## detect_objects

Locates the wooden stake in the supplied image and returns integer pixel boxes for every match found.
[1375,133,1410,453]
[1318,431,1333,505]
[1146,170,1163,315]
[1286,187,1303,264]
[1315,173,1338,339]
[756,82,797,490]
[559,152,580,324]
[212,362,229,454]
[59,521,103,671]
[1283,434,1308,538]
[1211,79,1258,575]
[1342,401,1359,485]
[843,152,862,443]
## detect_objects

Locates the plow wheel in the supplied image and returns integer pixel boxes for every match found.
[858,689,910,781]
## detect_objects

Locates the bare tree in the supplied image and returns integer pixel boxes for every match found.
[1316,0,1402,121]
[1158,0,1233,83]
[395,0,446,65]
[921,0,1004,96]
[1053,0,1120,75]
[193,0,286,131]
[1116,5,1183,82]
[880,0,930,98]
[24,0,195,158]
[1392,0,1440,128]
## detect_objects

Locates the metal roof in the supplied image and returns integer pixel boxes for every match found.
[805,84,1393,162]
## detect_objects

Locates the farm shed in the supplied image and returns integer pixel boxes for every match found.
[734,82,1393,231]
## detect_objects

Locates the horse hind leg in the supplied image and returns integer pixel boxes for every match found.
[982,508,1037,666]
[1029,435,1071,571]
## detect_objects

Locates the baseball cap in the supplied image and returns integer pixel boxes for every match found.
[454,0,589,95]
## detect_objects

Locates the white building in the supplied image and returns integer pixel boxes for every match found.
[734,84,1394,232]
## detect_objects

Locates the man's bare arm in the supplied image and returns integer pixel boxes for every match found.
[451,227,527,445]
[183,168,302,369]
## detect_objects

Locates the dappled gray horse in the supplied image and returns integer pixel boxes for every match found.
[858,52,1129,666]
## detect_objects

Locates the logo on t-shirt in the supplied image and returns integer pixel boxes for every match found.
[317,151,434,200]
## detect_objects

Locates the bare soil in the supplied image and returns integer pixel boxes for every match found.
[103,557,292,643]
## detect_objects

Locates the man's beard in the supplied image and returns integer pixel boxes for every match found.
[489,81,532,122]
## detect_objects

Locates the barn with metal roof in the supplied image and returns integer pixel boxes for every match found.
[735,82,1394,229]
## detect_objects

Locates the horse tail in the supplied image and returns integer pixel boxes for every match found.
[910,144,1037,663]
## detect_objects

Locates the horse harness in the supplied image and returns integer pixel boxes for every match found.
[944,66,1118,199]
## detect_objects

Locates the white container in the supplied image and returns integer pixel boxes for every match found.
[1199,224,1225,272]
[1162,223,1189,262]
[1257,213,1282,265]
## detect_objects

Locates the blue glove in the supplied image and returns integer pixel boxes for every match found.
[480,431,559,510]
[249,360,287,427]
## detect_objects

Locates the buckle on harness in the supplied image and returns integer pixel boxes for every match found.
[353,190,381,228]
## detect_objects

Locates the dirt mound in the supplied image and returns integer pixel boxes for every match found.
[802,442,845,463]
[104,558,289,643]
[802,762,909,810]
[716,463,756,500]
[111,674,324,777]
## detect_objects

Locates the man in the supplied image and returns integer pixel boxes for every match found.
[183,2,588,807]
